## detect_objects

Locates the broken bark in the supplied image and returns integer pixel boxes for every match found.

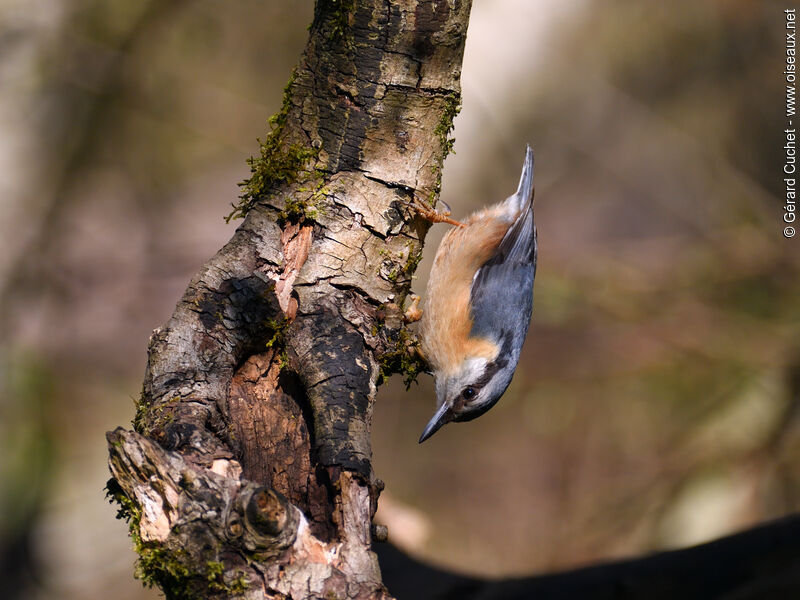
[107,1,472,598]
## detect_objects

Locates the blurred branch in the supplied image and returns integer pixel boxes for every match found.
[378,513,800,600]
[0,0,190,330]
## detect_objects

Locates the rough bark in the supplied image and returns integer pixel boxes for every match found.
[106,1,471,599]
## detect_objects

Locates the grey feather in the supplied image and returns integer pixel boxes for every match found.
[469,262,535,358]
[469,145,537,378]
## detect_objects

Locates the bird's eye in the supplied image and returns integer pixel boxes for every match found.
[462,387,476,400]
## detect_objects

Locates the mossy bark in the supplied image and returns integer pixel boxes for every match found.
[107,1,472,598]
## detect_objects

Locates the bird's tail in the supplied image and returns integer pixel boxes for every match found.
[504,144,535,215]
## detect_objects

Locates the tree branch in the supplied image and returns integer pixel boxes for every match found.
[107,1,472,598]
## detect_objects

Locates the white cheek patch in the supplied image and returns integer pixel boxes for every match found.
[438,357,490,409]
[462,357,488,378]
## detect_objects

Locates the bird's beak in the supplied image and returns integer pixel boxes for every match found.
[418,402,451,444]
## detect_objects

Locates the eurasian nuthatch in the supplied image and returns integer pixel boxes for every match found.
[417,145,537,443]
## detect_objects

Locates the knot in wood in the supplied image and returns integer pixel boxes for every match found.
[247,487,289,537]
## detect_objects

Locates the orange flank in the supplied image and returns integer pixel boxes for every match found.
[420,204,512,374]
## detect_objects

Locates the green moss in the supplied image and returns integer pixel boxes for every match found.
[106,479,195,599]
[153,397,178,428]
[264,317,290,368]
[264,317,289,350]
[228,573,250,595]
[434,92,462,159]
[428,92,462,203]
[106,477,138,522]
[377,327,427,389]
[382,244,423,286]
[206,561,249,595]
[133,393,178,433]
[281,197,315,221]
[403,245,423,278]
[132,384,148,433]
[106,480,249,598]
[136,544,193,598]
[205,561,224,580]
[226,70,320,223]
[322,0,355,43]
[278,178,329,223]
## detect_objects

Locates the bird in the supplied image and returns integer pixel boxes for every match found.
[414,145,537,443]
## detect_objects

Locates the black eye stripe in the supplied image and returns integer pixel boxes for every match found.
[454,333,514,406]
[473,360,505,388]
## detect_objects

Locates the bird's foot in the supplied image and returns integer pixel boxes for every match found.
[404,294,423,323]
[404,197,464,227]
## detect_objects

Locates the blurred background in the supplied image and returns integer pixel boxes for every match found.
[0,0,797,598]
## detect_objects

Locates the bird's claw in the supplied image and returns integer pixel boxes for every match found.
[404,294,423,323]
[403,197,464,227]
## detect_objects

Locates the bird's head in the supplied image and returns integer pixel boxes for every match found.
[418,349,513,443]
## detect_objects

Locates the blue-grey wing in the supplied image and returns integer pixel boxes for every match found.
[469,202,537,352]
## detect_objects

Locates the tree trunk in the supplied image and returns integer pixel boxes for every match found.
[106,1,472,598]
